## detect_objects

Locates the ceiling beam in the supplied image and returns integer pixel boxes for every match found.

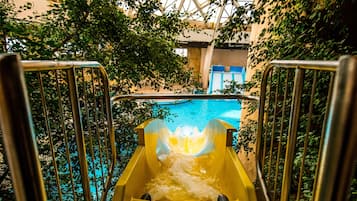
[214,0,225,30]
[186,1,210,19]
[191,0,206,19]
[178,0,185,10]
[232,0,240,8]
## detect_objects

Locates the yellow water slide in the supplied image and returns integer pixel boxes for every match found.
[113,119,256,201]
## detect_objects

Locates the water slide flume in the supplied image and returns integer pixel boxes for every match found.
[113,119,256,201]
[208,65,246,94]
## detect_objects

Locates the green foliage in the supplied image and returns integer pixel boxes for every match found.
[250,1,355,63]
[2,0,193,92]
[215,2,260,45]
[0,0,194,200]
[218,0,357,200]
[23,69,116,200]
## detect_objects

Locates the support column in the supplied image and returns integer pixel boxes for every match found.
[201,0,225,90]
[187,47,201,81]
[202,43,215,89]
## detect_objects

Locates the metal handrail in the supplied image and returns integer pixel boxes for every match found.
[313,56,357,201]
[257,57,356,201]
[0,57,116,201]
[21,61,101,71]
[271,60,338,71]
[112,93,259,102]
[0,54,47,201]
[22,60,116,201]
[3,55,355,201]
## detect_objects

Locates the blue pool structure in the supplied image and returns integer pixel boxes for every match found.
[208,65,246,94]
[156,99,242,132]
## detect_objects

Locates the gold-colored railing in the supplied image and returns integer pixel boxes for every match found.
[112,93,259,101]
[313,57,357,201]
[0,55,116,201]
[0,54,260,201]
[256,56,357,201]
[1,53,356,201]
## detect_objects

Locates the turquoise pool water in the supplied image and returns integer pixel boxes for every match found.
[156,99,242,132]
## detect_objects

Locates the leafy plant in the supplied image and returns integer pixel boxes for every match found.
[0,0,194,200]
[217,0,357,200]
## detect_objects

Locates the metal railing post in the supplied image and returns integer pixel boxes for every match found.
[280,68,305,201]
[0,54,47,201]
[313,56,357,201]
[67,67,91,201]
[256,65,274,201]
[98,66,117,201]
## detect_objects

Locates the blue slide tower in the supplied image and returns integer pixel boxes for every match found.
[207,65,246,94]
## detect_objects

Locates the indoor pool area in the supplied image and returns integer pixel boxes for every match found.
[1,0,357,201]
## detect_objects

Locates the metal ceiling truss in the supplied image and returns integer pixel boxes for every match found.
[159,0,252,26]
[118,0,252,27]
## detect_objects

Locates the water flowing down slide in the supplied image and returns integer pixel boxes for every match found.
[210,72,223,94]
[208,66,246,94]
[113,119,256,201]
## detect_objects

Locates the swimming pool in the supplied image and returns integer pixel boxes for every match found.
[156,99,242,132]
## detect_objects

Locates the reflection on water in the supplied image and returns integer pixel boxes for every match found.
[145,152,222,201]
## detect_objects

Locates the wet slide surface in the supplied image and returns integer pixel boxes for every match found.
[113,119,256,201]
